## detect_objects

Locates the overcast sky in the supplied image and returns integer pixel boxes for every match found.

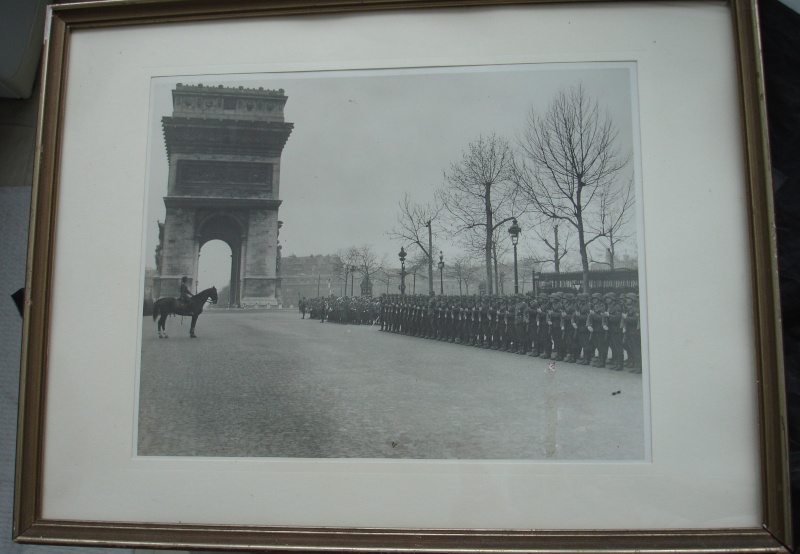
[144,63,637,291]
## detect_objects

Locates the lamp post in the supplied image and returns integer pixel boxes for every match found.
[426,220,434,296]
[533,271,541,299]
[399,247,407,295]
[508,218,521,294]
[350,265,356,297]
[438,251,445,295]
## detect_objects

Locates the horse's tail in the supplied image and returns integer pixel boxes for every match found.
[152,300,160,321]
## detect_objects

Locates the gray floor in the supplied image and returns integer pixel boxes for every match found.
[139,311,644,459]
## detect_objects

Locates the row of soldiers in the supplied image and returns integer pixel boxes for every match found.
[300,295,381,325]
[379,291,642,373]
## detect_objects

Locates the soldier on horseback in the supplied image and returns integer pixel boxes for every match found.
[179,276,194,314]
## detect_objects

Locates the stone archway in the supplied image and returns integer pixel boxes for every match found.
[152,83,293,307]
[197,213,245,308]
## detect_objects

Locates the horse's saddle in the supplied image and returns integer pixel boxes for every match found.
[176,298,194,316]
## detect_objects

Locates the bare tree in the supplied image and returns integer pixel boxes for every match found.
[530,217,575,273]
[387,193,443,295]
[334,247,360,296]
[389,193,441,254]
[438,134,524,295]
[447,255,480,295]
[514,83,631,290]
[586,177,635,270]
[490,228,512,293]
[352,244,387,295]
[407,253,430,294]
[518,255,541,293]
[493,258,513,295]
[374,268,395,295]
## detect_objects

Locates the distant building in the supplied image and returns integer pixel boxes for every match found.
[280,254,346,305]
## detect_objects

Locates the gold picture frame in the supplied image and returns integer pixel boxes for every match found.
[15,0,791,552]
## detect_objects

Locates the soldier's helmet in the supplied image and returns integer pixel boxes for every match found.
[604,292,618,300]
[591,293,603,300]
[577,293,591,301]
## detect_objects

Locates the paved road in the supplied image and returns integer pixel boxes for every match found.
[138,310,645,460]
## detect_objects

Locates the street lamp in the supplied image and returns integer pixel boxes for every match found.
[399,246,407,295]
[533,271,541,299]
[350,265,356,297]
[438,251,445,295]
[508,218,521,294]
[426,220,435,296]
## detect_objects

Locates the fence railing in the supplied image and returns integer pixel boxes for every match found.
[535,268,639,293]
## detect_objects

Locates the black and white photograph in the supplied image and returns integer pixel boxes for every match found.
[136,63,648,461]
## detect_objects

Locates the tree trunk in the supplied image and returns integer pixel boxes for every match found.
[492,242,500,295]
[427,221,434,295]
[484,187,494,295]
[576,183,591,292]
[554,224,560,273]
[608,228,616,271]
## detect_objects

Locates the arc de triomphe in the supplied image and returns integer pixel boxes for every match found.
[153,83,293,307]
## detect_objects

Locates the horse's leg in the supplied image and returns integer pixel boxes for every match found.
[160,314,169,338]
[190,315,198,338]
[154,306,163,338]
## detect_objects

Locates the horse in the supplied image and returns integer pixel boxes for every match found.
[152,287,218,339]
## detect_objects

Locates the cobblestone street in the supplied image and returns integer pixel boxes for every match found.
[137,310,645,460]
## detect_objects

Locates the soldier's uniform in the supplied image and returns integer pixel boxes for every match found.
[487,299,498,349]
[562,293,578,363]
[549,293,564,361]
[536,294,552,358]
[453,301,463,344]
[513,296,527,354]
[425,297,436,339]
[574,293,592,364]
[605,292,624,371]
[488,299,499,350]
[589,293,608,367]
[501,299,512,352]
[467,298,478,345]
[476,299,488,348]
[623,293,642,373]
[523,296,535,356]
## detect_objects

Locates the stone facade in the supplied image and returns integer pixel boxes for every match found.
[279,255,346,304]
[154,84,293,307]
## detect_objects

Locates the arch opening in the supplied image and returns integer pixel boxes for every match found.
[196,214,245,308]
[198,239,234,307]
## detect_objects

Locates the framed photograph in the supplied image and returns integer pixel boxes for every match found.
[15,0,791,552]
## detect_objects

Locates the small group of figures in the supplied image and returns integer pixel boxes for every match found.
[379,291,642,374]
[300,295,381,325]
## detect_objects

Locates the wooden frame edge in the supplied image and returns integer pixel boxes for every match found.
[12,1,792,552]
[13,5,69,542]
[731,0,793,549]
[13,521,791,553]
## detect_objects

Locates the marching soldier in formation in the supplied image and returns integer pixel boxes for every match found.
[605,292,625,371]
[587,293,606,367]
[574,293,593,365]
[623,292,642,373]
[536,293,552,359]
[304,290,641,373]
